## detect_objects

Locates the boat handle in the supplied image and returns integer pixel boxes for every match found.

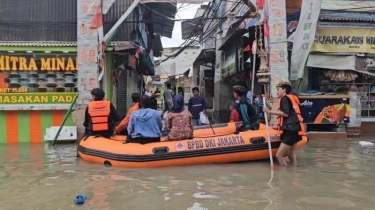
[250,137,266,144]
[152,147,169,154]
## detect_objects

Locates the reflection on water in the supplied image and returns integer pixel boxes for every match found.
[0,136,375,209]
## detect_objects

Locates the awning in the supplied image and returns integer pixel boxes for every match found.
[193,49,215,65]
[143,3,177,38]
[319,11,375,22]
[152,35,163,57]
[321,0,375,12]
[152,81,164,87]
[307,54,356,70]
[307,54,375,76]
[181,5,208,40]
[183,69,190,77]
[113,41,137,51]
[219,16,258,51]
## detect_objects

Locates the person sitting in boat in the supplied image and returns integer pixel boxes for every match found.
[263,81,305,166]
[165,94,193,140]
[127,95,162,143]
[114,93,140,135]
[84,88,120,138]
[233,85,259,130]
[229,102,240,122]
[233,81,253,102]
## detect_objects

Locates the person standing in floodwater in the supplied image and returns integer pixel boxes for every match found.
[161,84,174,118]
[188,87,206,126]
[263,81,305,166]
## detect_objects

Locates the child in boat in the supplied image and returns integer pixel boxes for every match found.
[263,81,303,166]
[165,94,193,140]
[229,102,240,122]
[127,95,162,143]
[233,85,259,130]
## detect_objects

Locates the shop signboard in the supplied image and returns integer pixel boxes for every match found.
[299,97,350,124]
[0,54,78,110]
[311,28,375,54]
[221,46,236,79]
[214,33,222,83]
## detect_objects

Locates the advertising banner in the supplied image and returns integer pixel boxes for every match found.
[0,54,78,110]
[311,28,375,54]
[221,46,236,79]
[290,0,322,81]
[299,97,350,124]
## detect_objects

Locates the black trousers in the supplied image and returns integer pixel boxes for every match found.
[119,129,128,135]
[126,136,161,144]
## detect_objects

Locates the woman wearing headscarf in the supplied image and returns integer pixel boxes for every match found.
[165,94,193,140]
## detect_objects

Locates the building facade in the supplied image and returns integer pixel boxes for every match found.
[0,0,175,143]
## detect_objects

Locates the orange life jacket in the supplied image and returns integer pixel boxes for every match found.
[88,100,111,132]
[277,95,306,136]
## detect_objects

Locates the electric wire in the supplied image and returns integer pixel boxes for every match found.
[158,0,245,63]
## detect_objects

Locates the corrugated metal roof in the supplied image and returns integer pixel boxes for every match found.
[144,3,177,38]
[0,0,77,41]
[0,41,77,47]
[320,11,375,22]
[0,0,136,41]
[0,41,139,47]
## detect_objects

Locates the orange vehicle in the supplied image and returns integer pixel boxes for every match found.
[78,123,308,168]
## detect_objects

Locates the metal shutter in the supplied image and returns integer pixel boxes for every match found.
[117,70,128,119]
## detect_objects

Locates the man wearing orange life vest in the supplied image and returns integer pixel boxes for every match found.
[83,88,120,138]
[263,81,305,166]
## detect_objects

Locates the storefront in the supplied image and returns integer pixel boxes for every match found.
[297,25,375,132]
[289,1,375,135]
[0,47,77,143]
[218,10,259,91]
[190,49,215,109]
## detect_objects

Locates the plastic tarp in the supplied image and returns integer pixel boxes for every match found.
[307,54,375,77]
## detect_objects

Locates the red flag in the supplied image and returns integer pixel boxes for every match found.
[257,0,265,9]
[89,0,103,29]
[264,20,269,37]
[244,45,251,52]
[130,56,137,63]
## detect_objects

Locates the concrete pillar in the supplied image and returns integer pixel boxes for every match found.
[267,0,289,97]
[213,80,232,123]
[266,0,289,130]
[75,1,104,139]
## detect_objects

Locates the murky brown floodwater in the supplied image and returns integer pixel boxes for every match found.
[0,136,375,210]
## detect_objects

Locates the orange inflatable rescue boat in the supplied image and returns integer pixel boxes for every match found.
[78,123,308,168]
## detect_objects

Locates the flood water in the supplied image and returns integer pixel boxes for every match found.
[0,136,375,210]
